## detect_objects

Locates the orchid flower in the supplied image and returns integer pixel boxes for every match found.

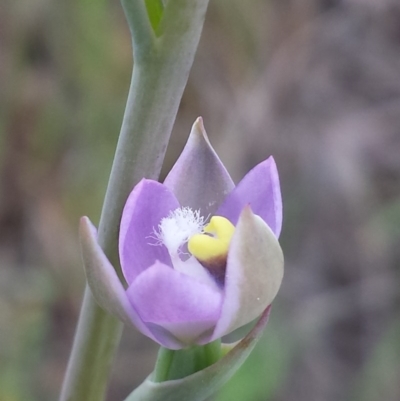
[80,118,284,350]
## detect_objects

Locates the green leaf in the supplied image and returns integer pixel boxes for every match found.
[145,0,164,33]
[124,306,272,401]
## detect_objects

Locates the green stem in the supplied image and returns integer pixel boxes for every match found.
[204,339,221,366]
[153,348,175,383]
[152,340,222,383]
[58,289,123,401]
[121,0,155,62]
[59,1,210,400]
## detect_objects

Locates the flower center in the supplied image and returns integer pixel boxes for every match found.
[154,207,206,258]
[188,216,235,262]
[153,207,235,284]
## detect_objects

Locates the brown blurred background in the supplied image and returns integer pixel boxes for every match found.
[1,0,400,400]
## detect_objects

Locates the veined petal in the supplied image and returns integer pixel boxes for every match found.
[119,179,179,284]
[164,117,234,216]
[216,157,282,237]
[127,262,223,346]
[211,206,284,340]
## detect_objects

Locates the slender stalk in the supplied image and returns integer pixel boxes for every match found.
[59,1,210,400]
[152,340,222,383]
[153,347,175,383]
[203,339,221,366]
[121,0,155,61]
[59,289,123,401]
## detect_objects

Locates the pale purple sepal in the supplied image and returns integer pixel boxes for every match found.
[80,216,184,350]
[126,262,223,345]
[164,117,235,216]
[119,179,179,285]
[216,157,283,237]
[80,217,157,341]
[210,206,284,341]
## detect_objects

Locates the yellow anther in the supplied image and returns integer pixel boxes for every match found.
[188,216,235,262]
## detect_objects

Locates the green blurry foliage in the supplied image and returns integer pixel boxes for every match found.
[352,320,400,401]
[0,268,54,401]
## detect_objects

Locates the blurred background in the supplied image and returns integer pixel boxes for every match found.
[1,0,400,400]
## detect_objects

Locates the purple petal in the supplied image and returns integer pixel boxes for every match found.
[127,262,223,346]
[119,179,180,285]
[80,217,158,342]
[164,117,235,217]
[211,207,284,340]
[216,157,282,237]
